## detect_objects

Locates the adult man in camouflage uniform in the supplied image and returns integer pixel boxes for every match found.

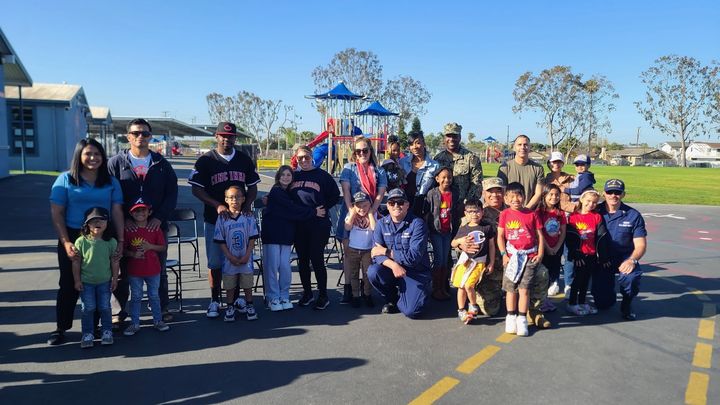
[474,177,506,317]
[434,122,483,205]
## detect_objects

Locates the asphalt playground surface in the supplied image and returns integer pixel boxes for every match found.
[1,156,719,404]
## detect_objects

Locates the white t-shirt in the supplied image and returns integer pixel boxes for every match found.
[129,151,152,180]
[218,149,236,162]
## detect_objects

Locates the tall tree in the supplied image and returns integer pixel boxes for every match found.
[396,120,408,148]
[311,48,384,99]
[512,66,584,150]
[635,55,720,167]
[383,76,432,129]
[411,117,422,133]
[577,76,619,154]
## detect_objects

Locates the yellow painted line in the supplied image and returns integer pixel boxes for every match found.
[692,343,713,369]
[685,371,709,405]
[701,303,716,318]
[697,319,715,340]
[408,376,460,405]
[689,290,711,302]
[496,333,518,344]
[455,345,501,374]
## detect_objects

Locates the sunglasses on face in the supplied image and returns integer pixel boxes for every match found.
[355,148,369,155]
[387,199,406,207]
[297,155,312,161]
[605,190,622,195]
[445,134,460,139]
[129,131,152,138]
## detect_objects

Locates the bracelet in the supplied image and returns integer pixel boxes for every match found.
[500,251,507,257]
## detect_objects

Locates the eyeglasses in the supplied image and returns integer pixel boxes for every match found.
[605,190,623,195]
[297,155,312,161]
[387,200,406,207]
[355,148,369,155]
[465,210,481,215]
[445,134,460,139]
[128,130,152,138]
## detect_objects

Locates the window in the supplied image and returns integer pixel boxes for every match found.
[9,106,36,155]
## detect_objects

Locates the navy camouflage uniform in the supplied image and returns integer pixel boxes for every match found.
[368,212,431,318]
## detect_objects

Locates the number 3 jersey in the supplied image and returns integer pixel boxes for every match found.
[213,214,259,275]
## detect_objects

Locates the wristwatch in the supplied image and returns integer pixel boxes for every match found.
[631,259,639,265]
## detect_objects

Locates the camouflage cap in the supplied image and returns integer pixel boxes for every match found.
[443,122,462,136]
[482,177,505,191]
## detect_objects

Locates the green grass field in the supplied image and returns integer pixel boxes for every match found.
[481,163,720,206]
[9,165,719,206]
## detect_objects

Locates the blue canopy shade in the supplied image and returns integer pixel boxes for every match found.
[483,136,498,142]
[354,101,398,116]
[307,82,364,100]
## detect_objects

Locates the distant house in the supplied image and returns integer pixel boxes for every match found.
[660,141,720,167]
[0,28,33,178]
[4,83,91,172]
[607,148,674,167]
[88,106,113,155]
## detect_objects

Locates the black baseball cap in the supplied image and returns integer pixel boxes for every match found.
[83,207,110,225]
[386,188,408,202]
[215,122,239,137]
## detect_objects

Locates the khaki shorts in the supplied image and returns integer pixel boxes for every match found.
[223,273,253,290]
[502,260,544,293]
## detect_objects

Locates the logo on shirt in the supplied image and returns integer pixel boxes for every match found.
[544,217,561,237]
[210,171,246,186]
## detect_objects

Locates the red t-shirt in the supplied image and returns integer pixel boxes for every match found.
[568,211,602,255]
[439,191,452,234]
[499,208,542,258]
[537,208,566,248]
[124,227,165,277]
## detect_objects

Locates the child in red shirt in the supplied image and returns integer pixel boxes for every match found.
[497,182,545,336]
[566,189,609,316]
[122,199,169,336]
[536,184,566,311]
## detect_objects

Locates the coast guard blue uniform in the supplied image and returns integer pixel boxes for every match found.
[593,200,647,309]
[368,212,431,318]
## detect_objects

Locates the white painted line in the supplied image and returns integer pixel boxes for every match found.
[698,231,709,234]
[699,237,713,241]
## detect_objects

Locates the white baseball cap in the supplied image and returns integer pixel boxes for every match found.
[548,151,565,163]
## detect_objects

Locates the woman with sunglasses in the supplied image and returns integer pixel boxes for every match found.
[48,138,124,345]
[289,146,341,310]
[399,130,440,216]
[337,137,387,304]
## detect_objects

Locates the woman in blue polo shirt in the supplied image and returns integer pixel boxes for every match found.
[47,138,124,345]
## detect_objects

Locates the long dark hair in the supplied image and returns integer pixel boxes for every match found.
[274,165,293,189]
[537,183,562,212]
[69,138,111,187]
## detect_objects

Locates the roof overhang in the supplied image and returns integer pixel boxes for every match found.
[112,116,216,138]
[0,28,32,87]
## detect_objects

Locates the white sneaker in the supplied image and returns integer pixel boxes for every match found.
[224,306,236,322]
[246,304,258,321]
[234,297,247,313]
[564,285,571,300]
[505,314,517,334]
[516,315,529,336]
[269,299,283,312]
[206,301,220,318]
[280,298,293,310]
[548,281,560,296]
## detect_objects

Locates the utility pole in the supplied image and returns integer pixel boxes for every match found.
[636,127,641,147]
[161,110,170,118]
[506,125,510,150]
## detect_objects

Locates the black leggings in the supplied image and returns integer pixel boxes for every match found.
[542,251,563,287]
[295,220,330,295]
[569,254,597,305]
[56,227,81,331]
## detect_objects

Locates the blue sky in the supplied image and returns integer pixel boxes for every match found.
[2,0,718,146]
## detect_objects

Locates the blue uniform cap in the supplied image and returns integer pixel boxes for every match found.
[604,179,625,193]
[386,188,408,202]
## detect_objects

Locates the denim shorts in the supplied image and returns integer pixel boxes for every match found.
[204,222,225,270]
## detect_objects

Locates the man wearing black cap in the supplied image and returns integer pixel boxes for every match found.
[368,188,432,318]
[595,178,647,320]
[189,122,260,318]
[108,118,178,323]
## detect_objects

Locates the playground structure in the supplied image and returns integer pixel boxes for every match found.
[303,82,398,173]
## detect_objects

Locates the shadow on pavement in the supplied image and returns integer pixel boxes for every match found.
[0,357,367,404]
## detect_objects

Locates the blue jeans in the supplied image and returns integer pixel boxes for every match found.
[80,281,112,335]
[429,233,452,269]
[129,275,161,325]
[563,245,574,290]
[262,244,292,301]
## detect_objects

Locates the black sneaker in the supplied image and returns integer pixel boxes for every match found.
[298,292,315,307]
[382,302,399,314]
[47,331,65,346]
[314,295,330,310]
[364,295,375,308]
[351,297,361,308]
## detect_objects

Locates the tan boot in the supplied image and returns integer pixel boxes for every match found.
[529,308,552,329]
